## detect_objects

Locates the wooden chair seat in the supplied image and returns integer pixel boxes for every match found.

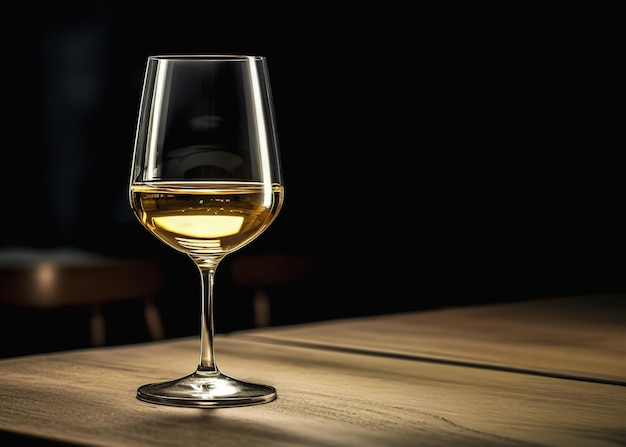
[0,247,165,347]
[230,253,314,327]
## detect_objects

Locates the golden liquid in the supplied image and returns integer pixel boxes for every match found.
[130,181,284,256]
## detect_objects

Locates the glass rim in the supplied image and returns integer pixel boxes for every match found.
[148,54,265,61]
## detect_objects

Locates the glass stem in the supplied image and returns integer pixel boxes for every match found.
[198,266,218,373]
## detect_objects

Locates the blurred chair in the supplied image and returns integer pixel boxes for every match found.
[230,253,314,327]
[0,247,165,348]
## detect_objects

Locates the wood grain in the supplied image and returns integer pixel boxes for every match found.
[237,295,626,384]
[0,334,624,446]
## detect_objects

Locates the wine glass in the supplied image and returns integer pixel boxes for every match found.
[129,55,284,408]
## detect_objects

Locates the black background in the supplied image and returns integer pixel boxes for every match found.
[1,4,623,353]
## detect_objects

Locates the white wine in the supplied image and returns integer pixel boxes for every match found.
[131,181,284,256]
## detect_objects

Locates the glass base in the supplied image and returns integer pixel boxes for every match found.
[137,370,277,408]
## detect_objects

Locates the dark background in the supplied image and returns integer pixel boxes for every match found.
[1,4,623,355]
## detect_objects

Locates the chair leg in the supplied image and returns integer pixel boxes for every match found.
[252,288,271,327]
[90,304,106,347]
[143,297,165,340]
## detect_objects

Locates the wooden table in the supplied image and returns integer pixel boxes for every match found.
[0,295,624,446]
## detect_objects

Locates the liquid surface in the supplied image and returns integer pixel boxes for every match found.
[130,182,284,258]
